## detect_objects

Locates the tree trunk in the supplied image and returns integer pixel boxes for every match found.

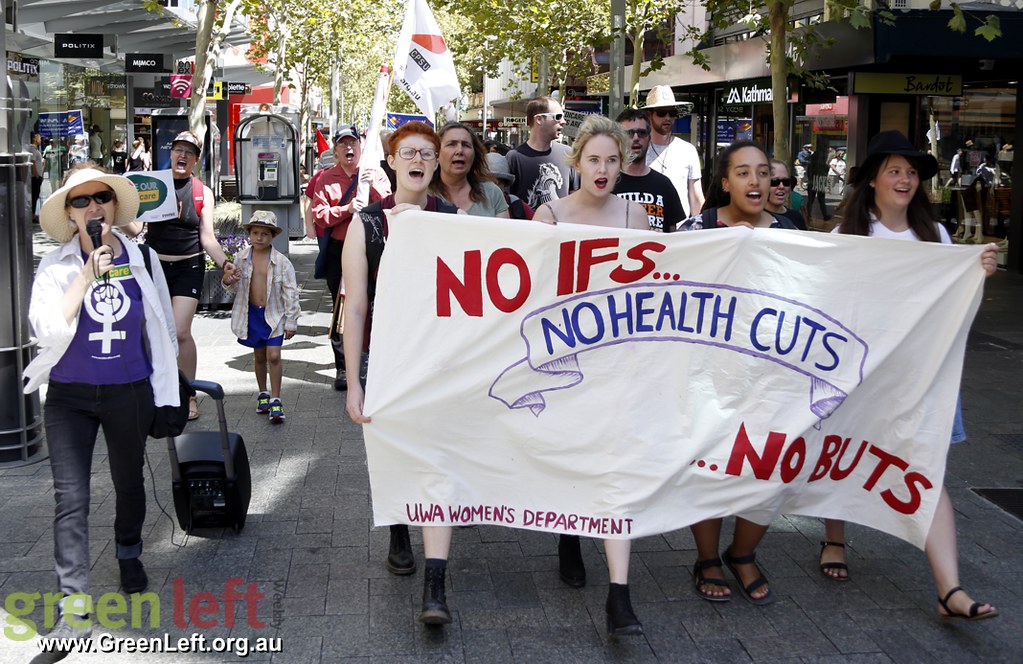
[273,31,287,104]
[768,1,790,165]
[629,30,643,109]
[190,0,243,147]
[190,0,216,144]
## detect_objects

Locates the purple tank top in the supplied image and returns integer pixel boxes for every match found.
[50,241,153,385]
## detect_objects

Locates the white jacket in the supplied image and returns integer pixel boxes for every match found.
[23,231,180,406]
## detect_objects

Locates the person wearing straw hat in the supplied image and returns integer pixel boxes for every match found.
[221,210,300,424]
[643,85,704,219]
[23,164,178,650]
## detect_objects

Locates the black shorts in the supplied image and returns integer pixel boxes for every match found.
[160,255,206,299]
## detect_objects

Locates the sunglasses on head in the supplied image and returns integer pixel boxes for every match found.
[653,108,678,118]
[536,112,564,122]
[68,190,115,208]
[770,177,796,187]
[625,128,650,137]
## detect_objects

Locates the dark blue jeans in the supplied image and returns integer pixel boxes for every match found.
[44,379,154,596]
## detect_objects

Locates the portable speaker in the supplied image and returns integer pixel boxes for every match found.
[164,380,251,532]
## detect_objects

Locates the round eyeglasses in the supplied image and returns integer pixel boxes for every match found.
[396,147,437,161]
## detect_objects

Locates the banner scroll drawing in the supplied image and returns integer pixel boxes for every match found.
[490,281,868,421]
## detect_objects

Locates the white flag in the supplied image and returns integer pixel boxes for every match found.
[392,0,460,120]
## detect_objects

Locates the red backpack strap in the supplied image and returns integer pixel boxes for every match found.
[192,176,205,217]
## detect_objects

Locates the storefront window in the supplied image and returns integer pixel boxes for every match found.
[927,85,1014,261]
[795,96,850,230]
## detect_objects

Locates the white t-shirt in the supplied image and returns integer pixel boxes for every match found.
[646,136,701,218]
[832,215,951,244]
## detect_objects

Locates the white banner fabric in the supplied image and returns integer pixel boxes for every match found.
[362,212,987,549]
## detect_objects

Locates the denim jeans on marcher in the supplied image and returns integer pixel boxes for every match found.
[44,379,154,596]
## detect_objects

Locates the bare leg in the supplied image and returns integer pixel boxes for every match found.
[821,518,849,580]
[266,346,282,397]
[604,539,631,585]
[690,518,729,599]
[172,296,199,418]
[171,296,199,379]
[253,348,268,394]
[422,526,452,560]
[727,518,771,600]
[927,487,996,617]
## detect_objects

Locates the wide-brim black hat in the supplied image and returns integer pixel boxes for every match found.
[855,130,938,183]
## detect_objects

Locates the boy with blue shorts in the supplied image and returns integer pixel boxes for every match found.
[223,211,300,422]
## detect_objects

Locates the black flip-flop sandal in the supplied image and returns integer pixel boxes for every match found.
[938,586,999,621]
[723,547,775,606]
[693,557,731,602]
[819,540,850,581]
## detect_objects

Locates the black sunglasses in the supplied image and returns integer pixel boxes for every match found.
[653,109,678,118]
[770,177,796,187]
[68,190,115,208]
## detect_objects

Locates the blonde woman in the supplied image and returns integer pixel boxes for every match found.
[534,114,649,636]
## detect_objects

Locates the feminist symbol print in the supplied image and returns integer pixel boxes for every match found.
[85,282,129,354]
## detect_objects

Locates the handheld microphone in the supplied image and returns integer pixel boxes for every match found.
[86,219,108,283]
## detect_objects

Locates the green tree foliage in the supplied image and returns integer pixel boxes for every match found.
[436,0,680,104]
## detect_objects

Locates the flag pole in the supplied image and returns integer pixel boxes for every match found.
[356,65,391,206]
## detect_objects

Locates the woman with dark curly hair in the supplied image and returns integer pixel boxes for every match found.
[431,122,509,217]
[677,140,796,607]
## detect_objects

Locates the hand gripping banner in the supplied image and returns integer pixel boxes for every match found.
[361,213,986,548]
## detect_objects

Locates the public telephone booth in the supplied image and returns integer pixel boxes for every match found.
[149,109,220,194]
[233,105,302,248]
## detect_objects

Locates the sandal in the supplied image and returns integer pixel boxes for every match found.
[819,540,849,581]
[693,557,731,602]
[723,547,775,605]
[187,395,200,421]
[938,586,999,621]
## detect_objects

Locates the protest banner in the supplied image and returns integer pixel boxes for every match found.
[125,170,177,222]
[361,214,986,548]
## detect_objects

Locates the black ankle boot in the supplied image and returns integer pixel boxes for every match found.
[386,524,416,575]
[606,583,643,636]
[558,534,586,588]
[420,562,452,625]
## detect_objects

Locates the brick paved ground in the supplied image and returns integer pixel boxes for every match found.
[1,232,1020,662]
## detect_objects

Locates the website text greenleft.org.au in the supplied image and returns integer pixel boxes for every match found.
[38,633,282,657]
[3,577,285,640]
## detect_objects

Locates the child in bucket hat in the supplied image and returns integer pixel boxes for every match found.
[223,210,299,423]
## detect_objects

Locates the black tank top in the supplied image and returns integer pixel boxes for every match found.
[145,177,202,255]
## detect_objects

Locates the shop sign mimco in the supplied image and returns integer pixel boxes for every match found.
[126,53,167,73]
[723,82,773,105]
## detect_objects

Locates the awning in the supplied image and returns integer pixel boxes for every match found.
[10,0,247,71]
